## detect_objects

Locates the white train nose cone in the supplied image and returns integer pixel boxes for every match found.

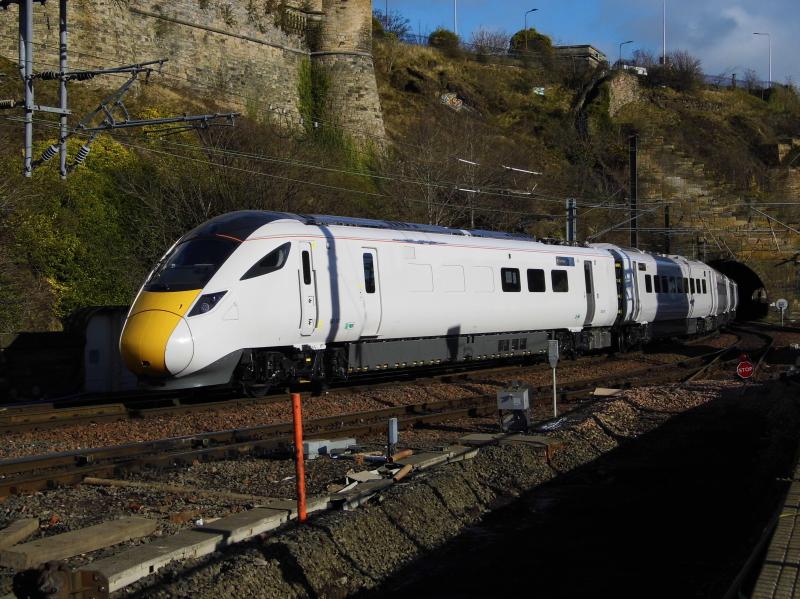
[165,318,194,375]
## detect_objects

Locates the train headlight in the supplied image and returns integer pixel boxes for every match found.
[188,291,227,317]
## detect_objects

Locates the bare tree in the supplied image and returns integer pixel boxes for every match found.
[470,28,511,56]
[372,10,411,40]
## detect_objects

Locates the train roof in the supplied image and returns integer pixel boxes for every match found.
[184,210,537,243]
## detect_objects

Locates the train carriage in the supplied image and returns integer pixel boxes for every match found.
[120,211,736,393]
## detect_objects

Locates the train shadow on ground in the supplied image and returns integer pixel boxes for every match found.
[357,382,800,599]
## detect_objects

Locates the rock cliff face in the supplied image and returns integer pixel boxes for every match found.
[0,0,385,141]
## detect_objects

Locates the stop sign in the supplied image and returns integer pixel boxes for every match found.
[737,361,754,379]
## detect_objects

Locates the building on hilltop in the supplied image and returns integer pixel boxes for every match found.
[554,45,608,67]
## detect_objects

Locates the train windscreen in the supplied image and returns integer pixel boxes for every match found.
[145,237,239,292]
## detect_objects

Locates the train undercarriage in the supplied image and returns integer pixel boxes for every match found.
[231,313,734,397]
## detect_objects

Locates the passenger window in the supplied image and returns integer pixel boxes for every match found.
[241,242,291,281]
[527,269,546,292]
[363,253,376,294]
[584,267,593,294]
[696,278,701,293]
[654,275,661,293]
[661,276,668,294]
[645,274,653,293]
[669,277,676,293]
[501,268,521,292]
[552,270,569,293]
[683,278,688,294]
[301,251,312,285]
[690,279,696,293]
[702,279,707,294]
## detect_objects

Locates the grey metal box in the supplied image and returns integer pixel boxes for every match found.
[497,387,530,411]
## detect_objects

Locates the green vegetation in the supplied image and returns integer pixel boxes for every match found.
[1,25,800,333]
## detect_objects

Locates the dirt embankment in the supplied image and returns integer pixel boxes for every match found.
[118,379,800,598]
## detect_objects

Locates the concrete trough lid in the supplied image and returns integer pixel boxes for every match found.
[593,387,623,397]
[459,433,505,447]
[303,438,357,460]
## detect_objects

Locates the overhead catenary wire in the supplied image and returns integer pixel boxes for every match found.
[0,41,645,210]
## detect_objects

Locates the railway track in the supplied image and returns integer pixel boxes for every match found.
[0,332,730,435]
[0,335,740,499]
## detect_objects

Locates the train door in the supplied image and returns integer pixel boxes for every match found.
[361,248,382,336]
[631,261,642,321]
[583,260,596,326]
[299,242,318,336]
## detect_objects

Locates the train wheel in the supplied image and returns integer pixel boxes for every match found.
[242,381,271,398]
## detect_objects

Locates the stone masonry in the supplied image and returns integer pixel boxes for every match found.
[0,0,385,142]
[636,139,800,313]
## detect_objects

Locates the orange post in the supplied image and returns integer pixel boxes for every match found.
[291,392,307,523]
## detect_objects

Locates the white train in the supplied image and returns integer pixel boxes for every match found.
[119,212,738,394]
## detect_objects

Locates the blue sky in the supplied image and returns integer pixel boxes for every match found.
[383,0,798,84]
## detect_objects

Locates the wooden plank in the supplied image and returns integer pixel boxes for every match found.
[330,480,393,510]
[197,507,288,545]
[394,452,451,471]
[0,517,157,570]
[0,519,38,550]
[84,529,223,593]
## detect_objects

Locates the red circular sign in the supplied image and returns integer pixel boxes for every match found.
[737,361,754,379]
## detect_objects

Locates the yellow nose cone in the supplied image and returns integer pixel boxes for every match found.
[120,310,182,375]
[120,290,200,376]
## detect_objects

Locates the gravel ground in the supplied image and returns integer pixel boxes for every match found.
[0,336,738,461]
[0,376,743,597]
[112,378,777,599]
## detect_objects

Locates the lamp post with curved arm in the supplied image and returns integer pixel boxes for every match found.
[525,8,538,50]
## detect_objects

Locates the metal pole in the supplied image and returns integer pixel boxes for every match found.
[629,135,638,248]
[23,0,34,177]
[664,204,671,254]
[769,35,772,88]
[662,0,667,66]
[59,0,68,179]
[566,198,576,243]
[552,368,557,418]
[291,393,308,523]
[524,9,538,52]
[453,0,457,36]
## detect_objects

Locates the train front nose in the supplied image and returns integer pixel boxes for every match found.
[120,291,199,377]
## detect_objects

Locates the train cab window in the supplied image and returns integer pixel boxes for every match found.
[668,277,676,293]
[645,274,653,293]
[301,251,312,285]
[363,253,376,294]
[654,275,661,293]
[527,269,546,292]
[501,268,521,292]
[241,242,291,281]
[146,237,239,292]
[661,276,668,294]
[552,270,569,293]
[702,279,707,294]
[690,279,696,294]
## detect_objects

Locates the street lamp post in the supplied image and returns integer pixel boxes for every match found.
[525,8,538,50]
[454,0,458,36]
[662,0,667,66]
[753,32,772,88]
[619,40,634,67]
